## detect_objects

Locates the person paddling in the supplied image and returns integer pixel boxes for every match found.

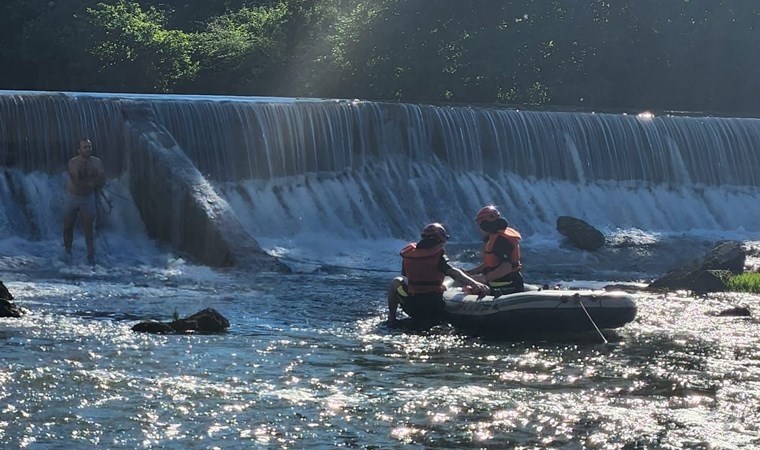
[466,205,525,296]
[387,223,489,326]
[63,138,105,264]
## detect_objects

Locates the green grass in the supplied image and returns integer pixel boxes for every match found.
[727,273,760,293]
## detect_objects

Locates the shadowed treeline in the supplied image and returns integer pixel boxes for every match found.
[1,1,760,114]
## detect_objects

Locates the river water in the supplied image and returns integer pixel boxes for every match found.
[2,233,758,449]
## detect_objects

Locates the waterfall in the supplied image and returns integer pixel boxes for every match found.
[1,90,759,249]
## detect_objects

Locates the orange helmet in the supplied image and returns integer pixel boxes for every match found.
[475,205,501,224]
[420,223,449,242]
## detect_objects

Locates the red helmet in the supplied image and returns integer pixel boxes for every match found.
[420,223,449,242]
[475,205,501,224]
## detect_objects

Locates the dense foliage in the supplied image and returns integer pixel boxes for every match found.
[2,0,759,113]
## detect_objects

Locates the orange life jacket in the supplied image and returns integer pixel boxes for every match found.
[482,228,522,273]
[400,242,446,294]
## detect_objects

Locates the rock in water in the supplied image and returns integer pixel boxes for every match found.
[556,216,605,251]
[649,241,746,291]
[132,308,230,334]
[0,281,25,318]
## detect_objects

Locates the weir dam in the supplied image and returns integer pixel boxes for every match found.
[1,91,759,268]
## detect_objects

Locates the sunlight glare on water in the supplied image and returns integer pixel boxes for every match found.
[1,243,759,448]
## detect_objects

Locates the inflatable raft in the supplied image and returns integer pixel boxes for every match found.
[443,285,637,336]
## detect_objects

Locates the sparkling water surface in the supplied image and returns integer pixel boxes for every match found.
[2,242,758,450]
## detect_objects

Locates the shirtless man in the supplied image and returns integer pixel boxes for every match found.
[63,138,105,264]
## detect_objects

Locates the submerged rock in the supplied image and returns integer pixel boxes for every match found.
[717,306,751,317]
[132,321,175,333]
[132,308,230,334]
[0,281,25,318]
[556,216,605,251]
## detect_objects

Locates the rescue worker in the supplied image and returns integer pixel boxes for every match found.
[387,223,489,326]
[466,205,525,296]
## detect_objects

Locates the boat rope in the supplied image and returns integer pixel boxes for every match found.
[577,297,608,344]
[101,187,133,204]
[96,188,113,214]
[275,255,397,274]
[94,188,113,257]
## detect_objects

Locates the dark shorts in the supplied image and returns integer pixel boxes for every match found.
[397,283,446,320]
[490,271,525,296]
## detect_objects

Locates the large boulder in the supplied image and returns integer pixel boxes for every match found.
[122,106,289,272]
[132,308,230,334]
[556,216,606,251]
[648,241,746,292]
[0,281,25,318]
[690,270,732,295]
[181,308,231,332]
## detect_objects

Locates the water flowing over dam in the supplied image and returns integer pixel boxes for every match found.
[1,90,759,263]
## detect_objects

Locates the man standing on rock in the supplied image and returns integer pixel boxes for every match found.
[63,138,105,264]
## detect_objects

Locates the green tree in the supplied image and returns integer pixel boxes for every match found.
[293,0,583,105]
[186,3,289,94]
[2,0,760,113]
[155,0,282,31]
[87,0,198,92]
